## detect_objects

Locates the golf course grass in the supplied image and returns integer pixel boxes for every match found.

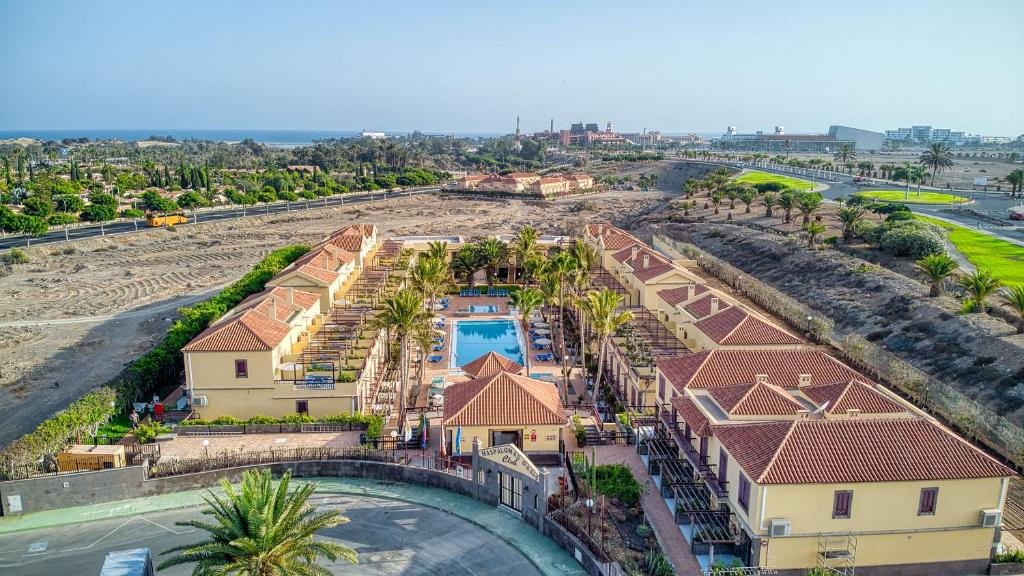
[857,190,968,204]
[916,215,1024,286]
[734,170,814,191]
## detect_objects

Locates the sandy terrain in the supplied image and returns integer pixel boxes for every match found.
[0,188,670,446]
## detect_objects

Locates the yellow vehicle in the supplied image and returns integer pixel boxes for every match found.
[146,211,188,227]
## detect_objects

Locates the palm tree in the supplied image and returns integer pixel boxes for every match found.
[914,253,959,297]
[738,188,756,214]
[911,165,928,195]
[509,226,539,284]
[796,192,823,225]
[409,255,450,313]
[833,143,857,173]
[508,288,545,374]
[520,254,547,289]
[580,288,632,393]
[675,200,695,216]
[723,185,739,209]
[837,206,865,242]
[1007,169,1024,199]
[710,192,723,215]
[451,245,482,288]
[426,240,448,262]
[545,251,577,399]
[777,190,796,224]
[159,469,357,574]
[1002,285,1024,333]
[372,289,428,432]
[894,162,915,199]
[761,192,778,217]
[476,237,508,291]
[919,142,954,186]
[803,220,825,248]
[958,269,1002,313]
[569,240,598,374]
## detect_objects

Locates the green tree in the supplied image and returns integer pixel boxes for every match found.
[508,287,545,375]
[796,192,823,225]
[737,187,756,214]
[803,220,825,248]
[510,226,539,285]
[580,287,632,393]
[21,195,52,218]
[409,255,450,313]
[837,206,865,242]
[914,253,959,297]
[777,190,796,223]
[451,245,482,288]
[1007,169,1024,198]
[1001,285,1024,333]
[371,289,428,431]
[425,240,449,262]
[919,142,954,186]
[158,469,356,574]
[545,251,577,399]
[53,194,85,213]
[958,269,1002,313]
[761,192,778,217]
[141,190,179,213]
[476,237,508,291]
[833,143,857,173]
[178,190,212,210]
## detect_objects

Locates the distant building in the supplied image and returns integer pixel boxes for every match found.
[827,126,884,151]
[360,131,386,139]
[715,127,853,153]
[884,125,971,145]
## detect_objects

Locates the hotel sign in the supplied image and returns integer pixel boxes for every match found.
[479,444,540,482]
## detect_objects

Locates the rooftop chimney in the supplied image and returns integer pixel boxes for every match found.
[287,287,294,304]
[269,298,277,320]
[755,374,769,384]
[710,297,720,315]
[631,246,639,261]
[642,255,650,269]
[846,408,861,418]
[687,284,696,301]
[797,409,810,419]
[798,373,812,387]
[321,252,329,269]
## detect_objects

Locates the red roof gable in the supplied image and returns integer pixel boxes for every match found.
[683,293,730,320]
[694,307,802,346]
[670,396,711,436]
[183,308,292,352]
[707,381,804,416]
[801,380,906,415]
[657,349,868,390]
[443,371,565,427]
[658,284,709,306]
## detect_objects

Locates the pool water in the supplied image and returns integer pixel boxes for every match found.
[453,319,524,367]
[468,305,498,313]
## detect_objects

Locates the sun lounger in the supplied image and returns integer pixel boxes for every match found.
[428,355,444,363]
[432,344,445,352]
[535,353,554,362]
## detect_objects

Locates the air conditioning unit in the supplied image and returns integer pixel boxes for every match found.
[980,509,1002,528]
[769,519,791,537]
[193,395,208,407]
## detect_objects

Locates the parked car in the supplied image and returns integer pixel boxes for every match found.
[1009,207,1024,221]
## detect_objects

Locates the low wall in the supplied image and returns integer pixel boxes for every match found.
[543,515,620,576]
[0,460,481,517]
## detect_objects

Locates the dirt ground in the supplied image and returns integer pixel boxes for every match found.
[0,189,669,446]
[778,151,1021,190]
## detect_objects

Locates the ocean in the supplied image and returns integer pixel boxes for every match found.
[0,129,503,147]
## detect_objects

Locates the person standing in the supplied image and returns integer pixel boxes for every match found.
[129,409,139,429]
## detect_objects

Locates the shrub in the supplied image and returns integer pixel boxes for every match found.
[634,523,654,538]
[299,190,317,200]
[643,551,675,576]
[178,418,210,427]
[878,225,944,259]
[133,421,170,444]
[210,415,244,425]
[47,213,78,226]
[2,248,29,265]
[594,463,643,505]
[995,548,1024,564]
[120,208,146,219]
[278,191,299,201]
[280,413,315,424]
[245,414,277,424]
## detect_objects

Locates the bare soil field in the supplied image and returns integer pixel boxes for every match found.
[0,190,667,446]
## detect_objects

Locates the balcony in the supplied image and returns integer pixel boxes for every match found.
[659,411,728,499]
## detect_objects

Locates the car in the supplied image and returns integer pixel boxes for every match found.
[1009,207,1024,221]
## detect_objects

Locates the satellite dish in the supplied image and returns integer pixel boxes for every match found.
[811,401,830,415]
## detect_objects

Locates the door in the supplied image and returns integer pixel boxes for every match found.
[499,472,523,512]
[296,400,309,415]
[718,448,728,486]
[699,436,708,464]
[491,430,521,449]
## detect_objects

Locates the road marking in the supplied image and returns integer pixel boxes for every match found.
[61,517,136,552]
[27,541,47,553]
[137,514,196,535]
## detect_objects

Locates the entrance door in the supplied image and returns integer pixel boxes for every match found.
[499,472,523,512]
[296,400,309,415]
[491,430,521,449]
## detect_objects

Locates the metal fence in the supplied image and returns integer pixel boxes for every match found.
[654,234,1024,470]
[3,443,161,481]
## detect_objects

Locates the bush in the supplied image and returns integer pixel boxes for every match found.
[878,224,944,259]
[47,213,78,226]
[245,414,277,424]
[594,463,643,505]
[299,190,317,200]
[210,415,244,425]
[120,208,146,219]
[133,421,170,444]
[634,523,654,538]
[278,191,299,201]
[995,548,1024,564]
[885,210,914,222]
[280,413,315,424]
[2,248,29,265]
[644,551,675,576]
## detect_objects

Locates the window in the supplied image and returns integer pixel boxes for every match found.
[684,423,692,440]
[833,490,853,519]
[738,474,751,512]
[499,472,522,512]
[699,436,708,463]
[295,400,308,415]
[718,448,728,486]
[234,359,248,378]
[918,487,938,515]
[658,375,666,401]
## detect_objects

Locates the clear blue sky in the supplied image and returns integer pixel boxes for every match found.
[1,0,1021,135]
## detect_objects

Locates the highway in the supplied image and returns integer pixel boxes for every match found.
[0,187,439,251]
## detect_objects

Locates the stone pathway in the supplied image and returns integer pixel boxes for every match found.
[594,444,704,576]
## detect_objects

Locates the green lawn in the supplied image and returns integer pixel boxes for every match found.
[734,170,814,191]
[916,215,1024,286]
[856,190,969,204]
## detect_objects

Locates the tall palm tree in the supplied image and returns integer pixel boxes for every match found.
[777,190,796,224]
[1001,285,1024,333]
[915,253,959,297]
[833,143,857,173]
[159,469,357,574]
[508,288,545,374]
[520,254,547,289]
[425,240,448,262]
[545,251,577,399]
[371,289,428,432]
[738,188,756,214]
[919,142,954,186]
[958,269,1002,313]
[580,288,632,393]
[510,226,539,284]
[451,245,482,288]
[476,237,507,291]
[803,221,825,248]
[761,192,778,217]
[409,255,450,313]
[569,239,598,374]
[837,206,865,242]
[1007,169,1024,199]
[911,165,928,195]
[796,192,823,225]
[894,161,915,199]
[710,192,723,215]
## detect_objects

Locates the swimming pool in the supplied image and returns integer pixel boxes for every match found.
[468,305,498,313]
[452,319,524,368]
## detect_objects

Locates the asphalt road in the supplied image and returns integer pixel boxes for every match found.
[0,493,541,576]
[0,187,439,251]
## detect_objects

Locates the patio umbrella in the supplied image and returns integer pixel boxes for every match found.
[454,425,462,457]
[534,338,552,345]
[534,328,551,335]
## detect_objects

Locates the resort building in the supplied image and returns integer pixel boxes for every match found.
[442,369,566,458]
[457,172,595,197]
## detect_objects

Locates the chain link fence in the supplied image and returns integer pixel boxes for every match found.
[654,233,1024,470]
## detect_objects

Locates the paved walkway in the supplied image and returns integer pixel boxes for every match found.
[0,476,584,576]
[594,444,704,576]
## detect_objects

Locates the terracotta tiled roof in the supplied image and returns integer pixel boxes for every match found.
[570,174,593,181]
[238,286,320,312]
[612,245,669,267]
[658,284,709,306]
[802,380,906,415]
[707,382,804,416]
[656,349,868,390]
[694,307,802,346]
[461,351,524,378]
[507,172,540,179]
[183,309,292,352]
[537,177,568,185]
[291,263,340,284]
[683,293,730,320]
[332,224,377,238]
[601,233,642,250]
[631,262,677,282]
[462,174,488,182]
[670,396,711,436]
[443,371,565,427]
[326,234,364,253]
[716,419,1012,485]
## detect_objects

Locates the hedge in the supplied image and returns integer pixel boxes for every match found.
[180,413,383,439]
[0,245,310,475]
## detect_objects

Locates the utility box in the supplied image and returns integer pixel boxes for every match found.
[57,444,126,472]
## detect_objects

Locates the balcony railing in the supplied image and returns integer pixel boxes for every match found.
[293,381,336,390]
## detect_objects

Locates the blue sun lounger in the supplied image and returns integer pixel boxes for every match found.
[433,344,445,352]
[535,353,554,362]
[428,355,444,363]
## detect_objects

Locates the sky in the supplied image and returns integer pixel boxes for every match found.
[1,0,1022,136]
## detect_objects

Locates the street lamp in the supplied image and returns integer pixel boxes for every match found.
[202,438,210,458]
